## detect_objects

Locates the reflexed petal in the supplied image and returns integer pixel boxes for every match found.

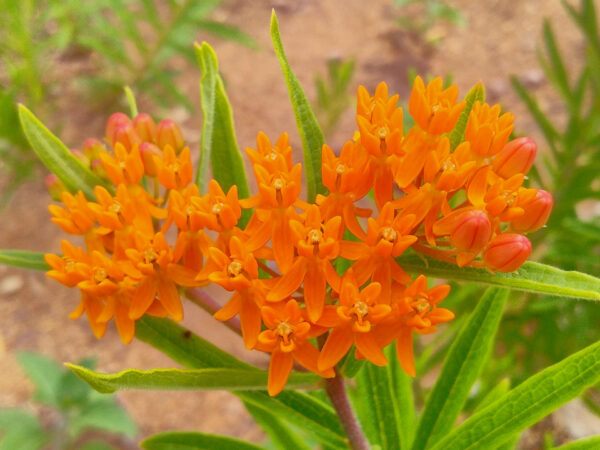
[396,327,416,377]
[318,326,354,371]
[268,351,294,396]
[355,332,387,366]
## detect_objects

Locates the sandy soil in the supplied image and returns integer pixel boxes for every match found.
[0,0,595,448]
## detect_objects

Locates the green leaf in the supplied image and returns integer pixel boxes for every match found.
[194,42,251,226]
[123,86,139,117]
[135,317,346,447]
[0,250,49,271]
[473,378,510,413]
[197,21,258,49]
[142,431,265,450]
[399,254,600,301]
[554,436,600,449]
[67,364,321,394]
[430,339,600,450]
[243,401,311,450]
[270,10,325,202]
[339,345,365,378]
[68,397,137,438]
[448,83,485,149]
[0,409,48,450]
[412,288,508,450]
[17,352,63,407]
[18,105,111,199]
[79,440,117,450]
[388,344,415,449]
[355,357,402,449]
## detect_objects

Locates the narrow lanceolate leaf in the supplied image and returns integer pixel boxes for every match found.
[412,288,508,450]
[243,401,311,450]
[388,344,416,449]
[448,82,485,149]
[142,432,265,450]
[355,361,402,450]
[430,339,600,450]
[123,86,139,117]
[66,364,321,394]
[270,11,325,202]
[400,254,600,302]
[18,105,110,199]
[135,317,346,448]
[554,436,600,449]
[0,250,49,271]
[194,42,251,226]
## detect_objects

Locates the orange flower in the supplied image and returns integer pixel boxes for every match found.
[483,233,531,272]
[256,300,334,396]
[99,142,145,186]
[465,102,514,158]
[318,270,391,371]
[267,205,341,322]
[246,132,293,174]
[510,189,553,233]
[153,145,193,190]
[409,76,464,135]
[492,137,537,179]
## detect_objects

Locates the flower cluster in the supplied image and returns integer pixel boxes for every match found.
[45,77,552,395]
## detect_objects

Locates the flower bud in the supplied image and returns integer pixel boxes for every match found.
[450,210,492,252]
[105,112,131,143]
[45,174,66,201]
[511,189,553,232]
[484,233,531,272]
[82,138,105,161]
[112,123,141,150]
[157,119,184,153]
[70,149,90,168]
[493,137,536,178]
[139,142,162,177]
[90,158,108,180]
[133,113,157,143]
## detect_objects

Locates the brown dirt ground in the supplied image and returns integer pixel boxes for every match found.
[0,0,596,448]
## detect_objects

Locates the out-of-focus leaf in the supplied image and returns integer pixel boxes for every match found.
[0,250,49,271]
[554,435,600,449]
[448,83,485,149]
[388,344,415,449]
[0,409,48,450]
[142,432,265,450]
[16,352,62,407]
[123,86,138,117]
[198,20,258,49]
[69,397,137,438]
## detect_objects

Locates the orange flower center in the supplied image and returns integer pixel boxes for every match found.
[272,177,284,190]
[276,321,293,339]
[380,226,397,243]
[227,260,243,277]
[307,229,323,245]
[413,296,431,314]
[377,127,387,139]
[336,163,346,174]
[144,248,158,264]
[211,202,223,214]
[108,202,121,214]
[269,151,278,161]
[93,267,107,283]
[353,301,369,318]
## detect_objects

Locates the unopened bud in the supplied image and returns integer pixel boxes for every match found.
[484,233,531,272]
[493,137,537,178]
[157,119,184,153]
[105,112,131,143]
[450,210,492,252]
[82,138,106,160]
[46,174,67,201]
[511,189,553,232]
[70,149,90,168]
[133,113,157,143]
[112,123,141,150]
[139,142,162,177]
[90,158,108,180]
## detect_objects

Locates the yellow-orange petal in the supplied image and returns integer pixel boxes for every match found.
[115,303,136,344]
[129,277,156,320]
[355,332,387,366]
[266,259,307,302]
[214,293,242,321]
[268,351,294,396]
[396,327,415,377]
[318,326,354,371]
[156,274,183,321]
[240,297,261,349]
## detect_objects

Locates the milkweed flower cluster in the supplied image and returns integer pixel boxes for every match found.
[45,76,552,395]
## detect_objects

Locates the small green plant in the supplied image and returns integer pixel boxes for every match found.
[0,352,137,450]
[394,0,465,44]
[313,58,355,137]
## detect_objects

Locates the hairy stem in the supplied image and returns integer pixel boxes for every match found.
[325,369,370,450]
[185,288,242,336]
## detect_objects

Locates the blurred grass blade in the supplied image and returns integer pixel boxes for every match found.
[136,316,346,447]
[197,20,258,49]
[554,436,600,449]
[541,20,571,102]
[18,105,110,199]
[400,254,600,301]
[430,339,600,450]
[123,86,138,117]
[270,10,325,202]
[67,364,320,394]
[194,42,251,226]
[0,250,49,271]
[449,82,485,149]
[142,431,265,450]
[412,288,508,450]
[355,359,402,449]
[388,344,416,449]
[243,401,312,450]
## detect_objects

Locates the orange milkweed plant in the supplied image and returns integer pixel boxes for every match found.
[4,12,600,450]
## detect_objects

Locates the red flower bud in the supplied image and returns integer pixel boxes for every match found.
[105,112,131,143]
[112,123,141,150]
[157,119,184,153]
[139,142,162,177]
[82,138,105,160]
[484,233,531,272]
[45,174,66,201]
[133,113,157,143]
[493,137,536,178]
[450,209,491,252]
[511,189,553,232]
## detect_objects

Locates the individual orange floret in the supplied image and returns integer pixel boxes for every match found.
[191,179,242,233]
[246,132,293,174]
[45,240,91,288]
[465,102,514,158]
[256,299,334,396]
[483,233,531,272]
[340,203,417,304]
[318,270,391,371]
[317,141,372,240]
[156,119,185,154]
[267,205,341,322]
[99,142,145,186]
[510,189,553,233]
[409,76,465,135]
[153,145,193,190]
[207,236,264,349]
[492,137,537,179]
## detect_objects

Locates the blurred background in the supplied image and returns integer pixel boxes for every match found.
[0,0,599,448]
